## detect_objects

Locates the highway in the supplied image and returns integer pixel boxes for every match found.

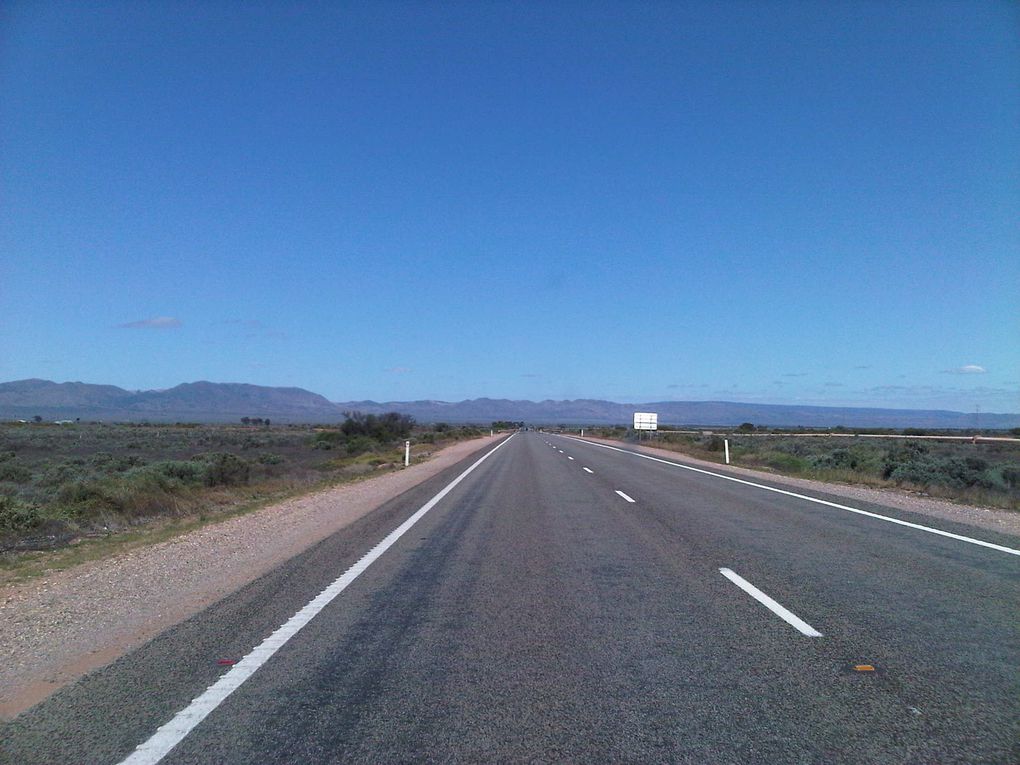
[3,432,1018,764]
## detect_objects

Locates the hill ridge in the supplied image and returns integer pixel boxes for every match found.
[2,379,1016,428]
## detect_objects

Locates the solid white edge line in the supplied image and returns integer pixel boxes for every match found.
[720,568,822,637]
[615,490,636,503]
[561,436,1020,557]
[583,467,594,474]
[119,434,517,765]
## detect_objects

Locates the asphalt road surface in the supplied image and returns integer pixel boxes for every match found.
[3,432,1018,764]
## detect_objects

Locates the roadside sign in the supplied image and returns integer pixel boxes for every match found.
[633,412,658,431]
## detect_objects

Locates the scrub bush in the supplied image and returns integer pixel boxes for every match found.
[0,496,41,533]
[193,453,250,486]
[0,462,31,483]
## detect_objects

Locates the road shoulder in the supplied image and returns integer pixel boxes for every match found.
[577,436,1020,539]
[0,435,501,719]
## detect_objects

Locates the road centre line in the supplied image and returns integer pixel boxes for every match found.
[615,490,636,503]
[720,568,822,637]
[583,467,594,474]
[567,456,575,460]
[562,437,1020,558]
[119,434,517,765]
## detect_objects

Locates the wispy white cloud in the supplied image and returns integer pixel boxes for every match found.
[942,365,986,375]
[118,316,182,329]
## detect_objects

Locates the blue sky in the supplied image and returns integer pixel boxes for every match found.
[2,1,1017,412]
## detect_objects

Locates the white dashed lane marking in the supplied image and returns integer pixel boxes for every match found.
[720,568,823,637]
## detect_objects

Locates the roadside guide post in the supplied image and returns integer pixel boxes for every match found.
[404,440,410,467]
[724,439,730,464]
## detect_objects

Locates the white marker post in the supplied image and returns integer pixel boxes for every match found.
[404,440,410,467]
[724,439,730,464]
[580,428,584,437]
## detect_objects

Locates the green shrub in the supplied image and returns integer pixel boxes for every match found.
[0,461,32,483]
[344,435,376,457]
[340,411,415,441]
[58,470,183,520]
[57,480,109,509]
[115,471,183,516]
[88,452,146,473]
[883,453,1001,491]
[1000,466,1020,489]
[148,460,208,484]
[810,448,870,471]
[193,453,250,486]
[39,460,91,487]
[310,431,345,450]
[0,496,42,533]
[763,452,808,472]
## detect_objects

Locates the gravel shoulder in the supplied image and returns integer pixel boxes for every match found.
[0,435,500,719]
[581,436,1020,538]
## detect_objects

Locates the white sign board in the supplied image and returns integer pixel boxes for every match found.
[633,412,658,431]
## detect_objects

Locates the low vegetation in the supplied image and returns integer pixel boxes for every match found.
[589,427,1020,511]
[0,416,484,554]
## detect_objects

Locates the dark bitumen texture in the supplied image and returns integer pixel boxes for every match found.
[3,432,1018,764]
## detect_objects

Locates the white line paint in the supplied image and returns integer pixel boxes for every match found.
[558,449,564,453]
[562,437,1020,557]
[119,435,517,765]
[615,490,636,503]
[583,467,594,474]
[567,456,574,460]
[720,568,822,637]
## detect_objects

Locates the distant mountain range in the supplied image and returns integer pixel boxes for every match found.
[1,378,1017,429]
